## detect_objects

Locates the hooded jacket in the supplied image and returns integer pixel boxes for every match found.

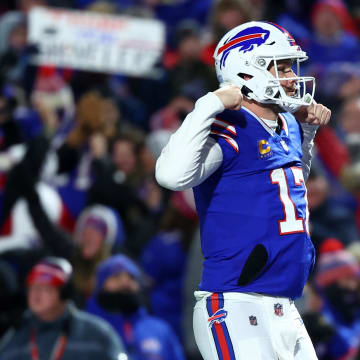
[86,254,185,360]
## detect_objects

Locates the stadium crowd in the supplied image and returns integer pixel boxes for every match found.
[0,0,359,359]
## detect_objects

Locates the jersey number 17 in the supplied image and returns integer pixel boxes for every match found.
[270,167,309,235]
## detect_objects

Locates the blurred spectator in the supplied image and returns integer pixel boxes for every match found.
[140,189,198,341]
[273,0,313,48]
[150,94,194,131]
[211,0,253,40]
[88,133,166,257]
[314,96,360,235]
[72,204,126,302]
[0,105,126,304]
[0,259,26,338]
[0,11,27,80]
[86,254,185,360]
[307,169,359,249]
[166,20,218,99]
[111,135,140,181]
[0,10,39,99]
[313,117,350,182]
[310,241,360,358]
[336,95,360,162]
[319,62,360,104]
[0,94,76,243]
[311,0,358,37]
[0,11,26,53]
[55,90,120,218]
[303,0,360,104]
[0,82,23,152]
[69,90,112,145]
[201,0,253,66]
[0,256,127,360]
[87,134,142,214]
[0,142,128,307]
[31,66,75,129]
[302,282,346,360]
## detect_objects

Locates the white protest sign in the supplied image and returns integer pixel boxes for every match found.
[28,7,165,76]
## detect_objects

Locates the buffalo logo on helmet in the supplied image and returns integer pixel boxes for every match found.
[217,26,270,69]
[208,308,228,328]
[274,303,284,317]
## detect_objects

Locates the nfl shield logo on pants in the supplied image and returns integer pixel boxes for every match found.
[274,303,284,317]
[249,316,258,326]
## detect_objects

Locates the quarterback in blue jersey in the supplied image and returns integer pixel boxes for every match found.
[156,21,331,360]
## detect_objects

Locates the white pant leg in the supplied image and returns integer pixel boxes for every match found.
[291,304,318,360]
[193,292,219,360]
[256,295,296,360]
[193,291,279,360]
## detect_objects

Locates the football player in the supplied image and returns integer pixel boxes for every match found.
[156,21,330,360]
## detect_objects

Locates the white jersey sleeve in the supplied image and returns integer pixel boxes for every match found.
[155,92,225,191]
[300,122,318,182]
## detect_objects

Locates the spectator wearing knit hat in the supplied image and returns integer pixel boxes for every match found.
[302,0,360,103]
[86,254,185,360]
[315,238,360,290]
[0,256,127,360]
[72,204,126,304]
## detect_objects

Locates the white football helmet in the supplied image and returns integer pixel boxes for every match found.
[214,21,315,113]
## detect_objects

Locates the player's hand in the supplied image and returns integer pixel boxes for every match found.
[294,101,331,126]
[214,84,243,110]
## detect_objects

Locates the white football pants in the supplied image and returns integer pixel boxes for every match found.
[193,291,318,360]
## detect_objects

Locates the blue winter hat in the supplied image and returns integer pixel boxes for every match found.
[95,254,142,292]
[75,205,126,249]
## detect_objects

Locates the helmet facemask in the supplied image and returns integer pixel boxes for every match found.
[255,55,315,113]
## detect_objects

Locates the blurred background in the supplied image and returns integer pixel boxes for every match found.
[0,0,359,359]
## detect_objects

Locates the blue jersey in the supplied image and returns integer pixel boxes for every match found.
[193,107,315,299]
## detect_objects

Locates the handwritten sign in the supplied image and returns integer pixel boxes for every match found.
[28,7,165,76]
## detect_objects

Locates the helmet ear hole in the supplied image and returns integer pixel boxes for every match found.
[237,73,253,97]
[241,86,252,97]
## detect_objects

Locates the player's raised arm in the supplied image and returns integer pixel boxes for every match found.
[155,92,223,191]
[294,101,332,180]
[155,86,242,191]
